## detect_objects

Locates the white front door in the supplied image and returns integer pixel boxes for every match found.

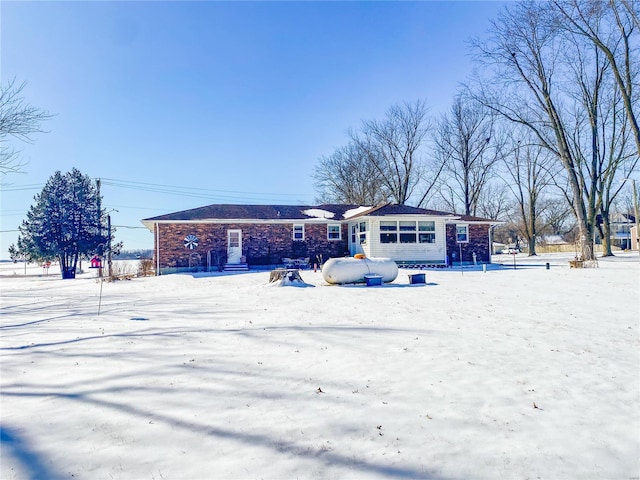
[227,229,242,264]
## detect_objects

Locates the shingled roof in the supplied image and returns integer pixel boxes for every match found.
[142,203,363,223]
[348,203,457,218]
[142,203,500,230]
[347,203,497,223]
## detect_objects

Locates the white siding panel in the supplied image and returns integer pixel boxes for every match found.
[366,217,447,262]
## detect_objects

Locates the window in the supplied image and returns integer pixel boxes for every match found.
[328,224,341,240]
[399,221,417,243]
[228,231,240,248]
[358,221,367,244]
[456,224,469,243]
[293,224,304,241]
[418,221,436,243]
[351,225,357,244]
[380,221,398,244]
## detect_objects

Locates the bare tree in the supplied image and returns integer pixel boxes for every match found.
[356,100,433,205]
[433,94,502,216]
[558,20,639,256]
[312,140,388,205]
[476,181,512,220]
[539,196,576,238]
[590,76,638,255]
[612,184,636,218]
[552,0,640,156]
[470,0,637,260]
[500,130,555,256]
[0,78,52,175]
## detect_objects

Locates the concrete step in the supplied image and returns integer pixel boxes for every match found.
[223,263,249,272]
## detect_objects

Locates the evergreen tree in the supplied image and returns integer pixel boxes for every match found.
[11,168,109,278]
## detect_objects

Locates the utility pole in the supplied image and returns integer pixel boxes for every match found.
[107,214,112,278]
[96,178,103,277]
[634,180,639,254]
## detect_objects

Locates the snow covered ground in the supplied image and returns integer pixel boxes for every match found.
[1,253,639,479]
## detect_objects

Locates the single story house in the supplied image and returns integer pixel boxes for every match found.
[141,203,499,274]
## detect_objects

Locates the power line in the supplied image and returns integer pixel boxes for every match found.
[0,184,44,192]
[99,178,313,203]
[99,178,309,197]
[2,178,315,203]
[103,204,167,212]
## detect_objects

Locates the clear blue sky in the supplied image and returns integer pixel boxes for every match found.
[1,1,506,256]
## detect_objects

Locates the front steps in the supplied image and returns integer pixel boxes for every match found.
[223,262,249,272]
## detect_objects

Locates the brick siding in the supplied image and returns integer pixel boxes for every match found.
[445,224,491,265]
[153,221,491,271]
[155,222,349,270]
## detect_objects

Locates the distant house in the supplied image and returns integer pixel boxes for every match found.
[141,203,500,274]
[595,213,636,250]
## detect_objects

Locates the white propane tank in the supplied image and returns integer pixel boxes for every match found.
[322,257,398,284]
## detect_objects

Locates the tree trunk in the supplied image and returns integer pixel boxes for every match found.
[528,236,537,256]
[60,254,76,279]
[599,211,613,256]
[61,265,76,279]
[578,225,595,260]
[528,199,538,256]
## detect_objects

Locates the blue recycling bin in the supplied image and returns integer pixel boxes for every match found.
[408,273,426,284]
[364,274,383,286]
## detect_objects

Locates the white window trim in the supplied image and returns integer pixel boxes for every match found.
[293,224,305,241]
[456,224,469,243]
[358,221,368,244]
[397,221,416,244]
[327,224,341,241]
[418,221,436,244]
[379,221,398,244]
